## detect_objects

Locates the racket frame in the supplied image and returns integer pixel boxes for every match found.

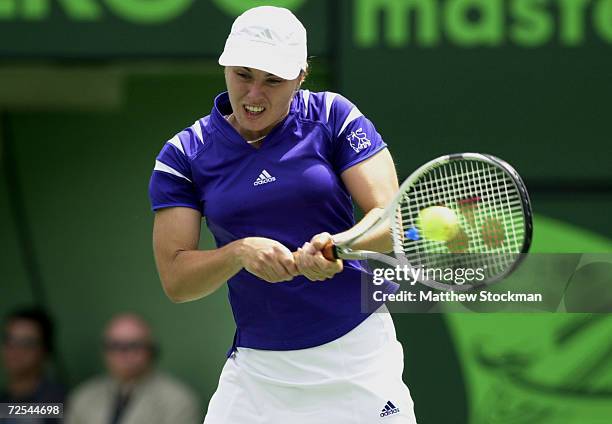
[327,153,533,291]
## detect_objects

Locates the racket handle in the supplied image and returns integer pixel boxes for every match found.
[292,243,338,262]
[322,242,338,261]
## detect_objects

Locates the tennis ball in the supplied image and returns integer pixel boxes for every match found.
[418,206,460,242]
[446,228,469,253]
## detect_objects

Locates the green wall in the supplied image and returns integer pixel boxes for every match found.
[338,0,612,182]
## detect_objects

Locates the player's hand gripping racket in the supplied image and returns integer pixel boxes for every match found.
[323,153,533,292]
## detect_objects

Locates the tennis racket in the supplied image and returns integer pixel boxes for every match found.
[323,153,533,292]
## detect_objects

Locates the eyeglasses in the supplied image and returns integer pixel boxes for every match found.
[103,340,152,353]
[2,334,42,349]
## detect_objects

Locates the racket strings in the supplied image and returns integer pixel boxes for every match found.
[396,159,526,283]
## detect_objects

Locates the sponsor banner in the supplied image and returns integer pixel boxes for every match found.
[0,0,327,57]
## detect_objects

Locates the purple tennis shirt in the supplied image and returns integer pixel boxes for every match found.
[149,90,398,354]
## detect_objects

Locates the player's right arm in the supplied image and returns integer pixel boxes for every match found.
[153,207,299,303]
[153,207,236,302]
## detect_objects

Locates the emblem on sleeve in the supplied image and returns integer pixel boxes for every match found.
[347,128,371,153]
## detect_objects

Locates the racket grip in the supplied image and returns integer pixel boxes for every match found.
[322,242,337,261]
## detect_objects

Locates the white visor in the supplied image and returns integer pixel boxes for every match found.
[218,6,307,80]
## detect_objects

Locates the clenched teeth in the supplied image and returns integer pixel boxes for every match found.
[244,105,265,113]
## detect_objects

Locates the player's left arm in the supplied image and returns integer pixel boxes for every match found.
[326,94,399,252]
[334,148,399,252]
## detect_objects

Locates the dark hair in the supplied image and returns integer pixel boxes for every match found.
[302,58,312,81]
[5,307,55,354]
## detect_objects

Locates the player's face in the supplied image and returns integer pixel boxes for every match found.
[1,320,46,378]
[225,66,302,140]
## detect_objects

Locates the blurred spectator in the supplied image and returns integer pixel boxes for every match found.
[1,307,66,422]
[65,313,201,424]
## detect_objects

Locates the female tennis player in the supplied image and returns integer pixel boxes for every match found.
[149,6,417,423]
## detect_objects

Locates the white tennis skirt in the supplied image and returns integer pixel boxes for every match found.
[203,307,417,424]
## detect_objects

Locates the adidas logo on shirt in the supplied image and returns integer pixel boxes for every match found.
[380,400,400,418]
[253,169,276,186]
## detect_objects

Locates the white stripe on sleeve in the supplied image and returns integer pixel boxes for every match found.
[154,160,192,183]
[325,92,339,123]
[191,120,203,143]
[167,135,185,155]
[302,90,310,117]
[337,107,363,137]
